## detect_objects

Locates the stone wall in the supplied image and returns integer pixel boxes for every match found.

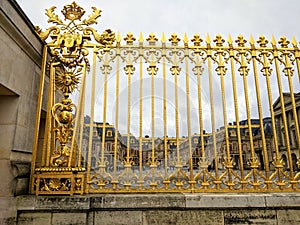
[0,0,45,224]
[16,193,300,225]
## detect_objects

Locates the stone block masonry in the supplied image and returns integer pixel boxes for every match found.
[16,193,300,225]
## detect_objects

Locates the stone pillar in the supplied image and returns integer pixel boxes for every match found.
[0,0,44,223]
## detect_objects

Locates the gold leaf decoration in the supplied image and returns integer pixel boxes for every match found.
[46,6,63,25]
[83,7,102,25]
[55,69,80,94]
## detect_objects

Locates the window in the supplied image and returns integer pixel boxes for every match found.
[292,129,298,146]
[245,129,249,136]
[106,142,112,152]
[107,130,112,137]
[230,129,236,137]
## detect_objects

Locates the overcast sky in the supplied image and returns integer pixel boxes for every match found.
[17,0,300,40]
[16,0,300,136]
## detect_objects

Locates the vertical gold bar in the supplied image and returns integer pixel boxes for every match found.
[196,60,205,159]
[266,76,280,156]
[69,63,87,167]
[126,66,131,164]
[163,49,168,180]
[113,48,120,186]
[284,56,300,163]
[30,46,48,191]
[45,63,56,167]
[139,49,143,186]
[296,54,300,83]
[185,49,194,187]
[242,72,258,185]
[250,43,270,184]
[292,37,300,83]
[291,38,300,159]
[41,65,52,166]
[229,54,245,182]
[174,71,180,166]
[78,73,86,168]
[101,52,109,166]
[76,64,87,167]
[207,49,220,183]
[151,68,155,165]
[86,48,97,193]
[196,56,208,190]
[273,44,293,178]
[259,42,283,187]
[50,66,56,165]
[219,68,232,188]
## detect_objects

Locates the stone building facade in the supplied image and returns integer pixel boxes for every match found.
[274,92,300,170]
[0,0,48,223]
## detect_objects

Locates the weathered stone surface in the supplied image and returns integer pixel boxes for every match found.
[143,210,223,225]
[185,193,266,208]
[266,193,300,207]
[277,209,300,225]
[16,196,36,211]
[13,194,300,225]
[91,193,185,209]
[224,209,277,225]
[95,211,143,225]
[0,197,16,225]
[17,213,51,225]
[52,213,87,225]
[35,196,90,210]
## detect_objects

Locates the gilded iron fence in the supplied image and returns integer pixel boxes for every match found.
[31,2,300,195]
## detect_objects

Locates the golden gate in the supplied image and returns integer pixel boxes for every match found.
[31,2,300,194]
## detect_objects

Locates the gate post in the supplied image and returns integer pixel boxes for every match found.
[30,2,115,195]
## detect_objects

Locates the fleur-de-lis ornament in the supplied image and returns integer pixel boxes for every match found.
[213,34,225,47]
[278,36,290,48]
[124,32,136,45]
[257,36,268,47]
[146,33,158,45]
[191,34,203,46]
[235,34,247,47]
[169,33,181,46]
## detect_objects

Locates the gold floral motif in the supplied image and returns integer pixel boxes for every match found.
[36,3,115,47]
[124,32,136,45]
[124,64,135,75]
[257,35,268,47]
[278,36,290,48]
[169,33,181,46]
[82,7,101,25]
[45,6,63,25]
[40,178,70,192]
[146,33,158,45]
[147,62,158,75]
[191,34,203,46]
[235,34,247,47]
[213,34,225,47]
[170,65,181,76]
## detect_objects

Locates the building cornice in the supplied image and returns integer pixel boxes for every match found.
[0,0,44,67]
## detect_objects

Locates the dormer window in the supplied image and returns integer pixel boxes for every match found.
[107,130,112,137]
[230,129,236,137]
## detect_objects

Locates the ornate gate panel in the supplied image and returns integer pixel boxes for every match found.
[31,2,300,194]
